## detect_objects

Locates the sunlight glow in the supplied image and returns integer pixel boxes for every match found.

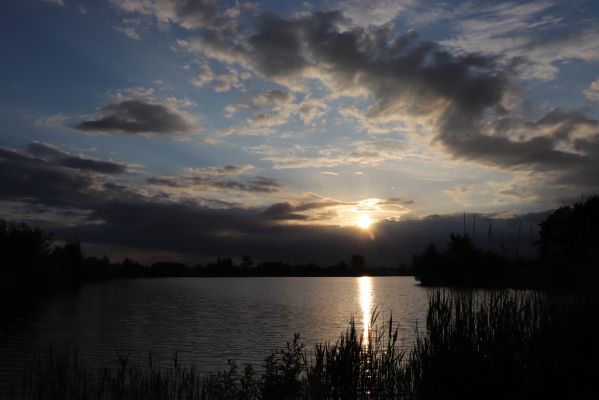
[356,214,373,230]
[359,276,373,347]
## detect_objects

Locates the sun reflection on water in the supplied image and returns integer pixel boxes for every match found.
[358,276,373,346]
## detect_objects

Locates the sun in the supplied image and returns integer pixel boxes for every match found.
[356,214,373,230]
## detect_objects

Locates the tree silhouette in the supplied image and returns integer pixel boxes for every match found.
[1,220,86,290]
[350,254,366,270]
[1,220,54,281]
[539,196,599,267]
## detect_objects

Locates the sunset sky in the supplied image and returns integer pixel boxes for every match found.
[1,0,598,264]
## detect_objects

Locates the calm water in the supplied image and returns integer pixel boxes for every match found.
[0,277,428,388]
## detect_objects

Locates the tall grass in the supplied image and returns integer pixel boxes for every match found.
[405,291,598,399]
[12,290,598,399]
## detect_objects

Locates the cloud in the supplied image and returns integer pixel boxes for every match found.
[249,90,292,107]
[188,164,255,175]
[111,86,155,100]
[26,142,128,174]
[228,12,598,198]
[248,139,410,169]
[191,63,215,87]
[146,167,280,194]
[76,99,197,137]
[42,0,64,6]
[26,142,66,159]
[584,79,599,101]
[244,90,296,127]
[114,18,144,40]
[377,197,415,206]
[114,3,599,201]
[213,74,237,93]
[146,177,182,188]
[435,107,599,199]
[440,3,599,81]
[443,185,472,205]
[110,0,219,30]
[36,113,68,128]
[57,157,128,175]
[261,198,350,221]
[337,0,413,27]
[114,25,141,40]
[298,97,328,125]
[220,90,326,134]
[261,202,308,220]
[215,124,275,138]
[211,176,280,193]
[219,89,315,133]
[191,64,251,93]
[180,11,508,126]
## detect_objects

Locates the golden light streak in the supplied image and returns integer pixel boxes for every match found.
[358,276,373,346]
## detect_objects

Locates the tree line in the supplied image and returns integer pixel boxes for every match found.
[2,196,597,293]
[0,223,404,295]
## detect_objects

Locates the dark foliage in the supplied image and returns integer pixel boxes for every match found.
[413,233,541,287]
[412,195,599,288]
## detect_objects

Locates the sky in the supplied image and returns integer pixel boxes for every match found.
[1,0,598,265]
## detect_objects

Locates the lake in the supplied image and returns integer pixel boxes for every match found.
[0,276,428,391]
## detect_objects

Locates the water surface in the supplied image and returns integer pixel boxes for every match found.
[1,277,428,388]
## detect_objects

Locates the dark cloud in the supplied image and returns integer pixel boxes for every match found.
[177,0,218,29]
[239,11,506,116]
[0,143,134,216]
[146,177,183,188]
[209,165,253,175]
[0,147,95,207]
[55,196,548,265]
[147,172,281,193]
[26,142,65,159]
[437,122,584,170]
[261,199,350,221]
[245,176,280,191]
[208,177,279,193]
[294,200,348,211]
[57,157,127,174]
[438,107,599,198]
[76,100,196,136]
[377,198,414,206]
[575,135,599,158]
[25,141,127,175]
[247,15,311,78]
[535,109,597,129]
[0,142,553,265]
[262,202,307,220]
